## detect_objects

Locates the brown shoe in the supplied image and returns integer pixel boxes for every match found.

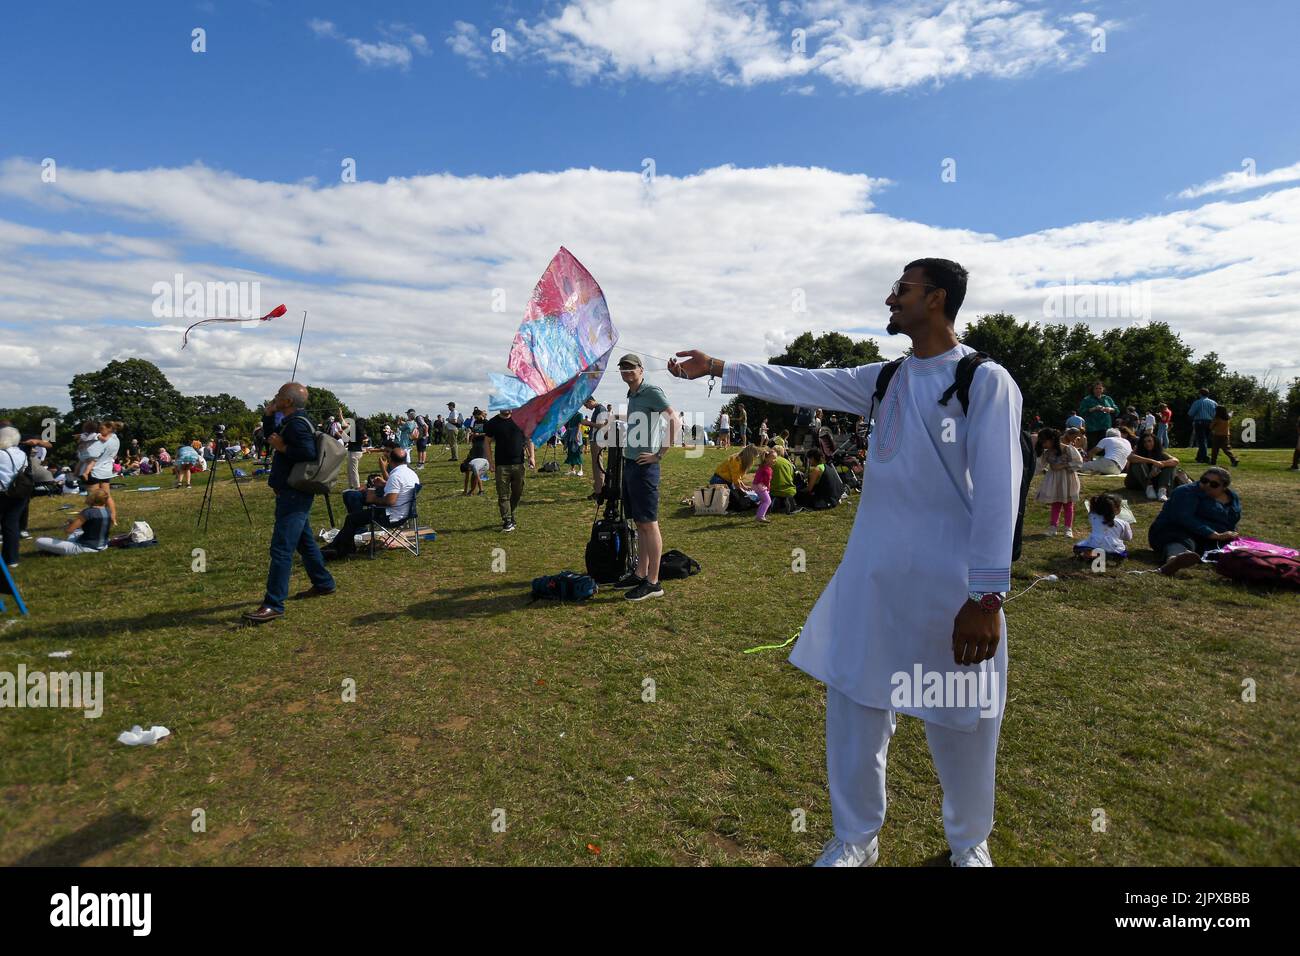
[243,605,284,623]
[292,585,337,600]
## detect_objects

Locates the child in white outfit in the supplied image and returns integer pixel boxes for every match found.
[1073,493,1132,565]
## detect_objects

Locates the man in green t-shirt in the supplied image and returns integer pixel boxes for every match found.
[617,353,678,602]
[1077,382,1118,450]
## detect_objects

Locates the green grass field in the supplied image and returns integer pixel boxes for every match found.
[1,445,1297,866]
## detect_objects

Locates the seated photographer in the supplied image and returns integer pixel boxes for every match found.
[323,447,419,560]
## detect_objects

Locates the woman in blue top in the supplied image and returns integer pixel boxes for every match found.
[36,488,113,556]
[1149,466,1242,575]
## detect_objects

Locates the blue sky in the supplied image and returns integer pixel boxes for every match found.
[5,0,1297,235]
[1,0,1298,415]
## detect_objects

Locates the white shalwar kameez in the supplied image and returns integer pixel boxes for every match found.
[722,344,1023,853]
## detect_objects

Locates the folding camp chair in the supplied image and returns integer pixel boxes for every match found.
[367,483,425,558]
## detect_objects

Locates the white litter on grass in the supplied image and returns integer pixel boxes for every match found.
[117,725,170,746]
[625,776,634,782]
[559,732,566,738]
[47,650,71,658]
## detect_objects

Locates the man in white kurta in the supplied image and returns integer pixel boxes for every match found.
[673,260,1023,866]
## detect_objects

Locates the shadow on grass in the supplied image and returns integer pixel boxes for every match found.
[1,602,250,643]
[350,582,532,625]
[9,809,151,866]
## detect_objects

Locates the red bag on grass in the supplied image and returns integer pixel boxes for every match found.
[1212,548,1300,588]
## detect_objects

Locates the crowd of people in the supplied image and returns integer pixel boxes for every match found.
[1031,381,1257,575]
[1,254,1296,872]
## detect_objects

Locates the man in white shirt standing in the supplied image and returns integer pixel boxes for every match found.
[718,410,731,449]
[671,258,1022,867]
[322,447,419,560]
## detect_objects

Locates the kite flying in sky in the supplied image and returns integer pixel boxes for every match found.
[181,303,287,349]
[489,248,617,444]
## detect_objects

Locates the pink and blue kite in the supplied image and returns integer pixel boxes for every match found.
[489,247,617,445]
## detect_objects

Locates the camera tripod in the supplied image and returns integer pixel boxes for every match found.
[195,445,253,531]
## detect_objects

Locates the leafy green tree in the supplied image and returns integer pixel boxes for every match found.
[192,393,257,442]
[66,359,193,449]
[739,331,884,436]
[770,331,883,370]
[0,405,60,438]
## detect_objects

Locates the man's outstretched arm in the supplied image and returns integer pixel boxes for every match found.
[671,350,880,416]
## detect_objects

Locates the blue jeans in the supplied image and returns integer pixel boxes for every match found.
[1193,421,1212,461]
[263,487,335,612]
[1156,423,1169,447]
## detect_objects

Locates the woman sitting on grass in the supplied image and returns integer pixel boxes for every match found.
[1073,492,1132,566]
[1149,466,1242,576]
[35,487,112,556]
[1124,432,1179,502]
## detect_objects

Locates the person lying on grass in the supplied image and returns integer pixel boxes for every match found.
[1149,466,1241,576]
[35,487,112,556]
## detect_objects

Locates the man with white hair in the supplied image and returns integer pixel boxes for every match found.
[0,426,30,569]
[1077,427,1131,475]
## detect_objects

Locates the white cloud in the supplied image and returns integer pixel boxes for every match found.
[309,19,431,71]
[1177,161,1300,200]
[451,0,1117,92]
[0,157,1297,420]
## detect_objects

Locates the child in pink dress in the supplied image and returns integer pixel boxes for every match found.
[753,450,775,522]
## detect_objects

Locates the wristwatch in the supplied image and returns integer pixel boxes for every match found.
[968,591,1006,612]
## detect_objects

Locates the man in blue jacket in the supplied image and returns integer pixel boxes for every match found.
[1187,387,1217,463]
[244,382,337,623]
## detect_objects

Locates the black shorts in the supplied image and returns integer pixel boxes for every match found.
[416,438,428,450]
[621,458,660,523]
[84,476,113,487]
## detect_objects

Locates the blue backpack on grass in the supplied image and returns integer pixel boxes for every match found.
[531,571,599,602]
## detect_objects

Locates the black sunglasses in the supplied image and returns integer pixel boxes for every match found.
[1199,477,1224,489]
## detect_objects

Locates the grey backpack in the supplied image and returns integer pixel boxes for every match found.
[288,426,346,494]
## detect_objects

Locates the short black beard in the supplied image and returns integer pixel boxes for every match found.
[886,320,900,336]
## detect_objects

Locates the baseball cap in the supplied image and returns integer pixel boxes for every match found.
[617,353,642,369]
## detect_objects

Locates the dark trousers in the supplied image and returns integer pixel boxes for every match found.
[263,488,335,612]
[1209,435,1238,466]
[496,463,525,523]
[333,489,400,555]
[1085,430,1106,451]
[1192,421,1212,461]
[0,495,23,566]
[1125,462,1176,493]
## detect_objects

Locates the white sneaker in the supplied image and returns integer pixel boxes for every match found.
[813,835,879,867]
[1045,526,1057,537]
[1157,489,1168,501]
[1145,486,1157,500]
[950,841,993,867]
[1064,527,1075,539]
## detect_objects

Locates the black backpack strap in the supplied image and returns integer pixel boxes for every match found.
[938,352,991,416]
[866,358,905,434]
